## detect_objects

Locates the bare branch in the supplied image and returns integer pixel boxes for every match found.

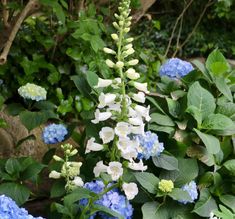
[0,0,40,65]
[1,0,9,28]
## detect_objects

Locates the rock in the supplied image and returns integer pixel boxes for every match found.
[0,110,79,161]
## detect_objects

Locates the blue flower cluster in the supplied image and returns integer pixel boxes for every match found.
[134,131,164,160]
[42,123,68,144]
[159,58,194,79]
[179,181,198,204]
[0,195,43,219]
[80,180,133,219]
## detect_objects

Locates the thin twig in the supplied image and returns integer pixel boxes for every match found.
[0,0,40,65]
[164,0,194,58]
[1,0,9,28]
[147,92,167,98]
[174,0,214,56]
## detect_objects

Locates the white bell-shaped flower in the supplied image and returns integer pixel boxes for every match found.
[122,182,138,200]
[85,137,104,154]
[132,92,145,103]
[95,78,113,88]
[134,105,151,121]
[49,170,61,179]
[128,160,147,171]
[133,82,149,93]
[107,161,123,181]
[126,68,140,80]
[93,160,108,177]
[91,109,112,124]
[72,176,84,187]
[99,127,115,144]
[115,122,131,137]
[128,117,144,126]
[98,92,116,108]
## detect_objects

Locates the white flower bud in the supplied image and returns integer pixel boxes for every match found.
[132,82,149,93]
[70,149,78,156]
[111,33,119,41]
[119,20,124,26]
[98,92,116,108]
[132,92,146,103]
[53,155,64,162]
[125,48,135,56]
[122,182,138,200]
[113,22,119,29]
[126,68,140,80]
[126,37,134,43]
[128,160,147,171]
[124,27,130,33]
[93,160,108,177]
[128,59,139,66]
[106,59,115,68]
[72,176,84,187]
[124,44,133,50]
[49,170,61,179]
[103,47,116,55]
[125,21,131,27]
[116,61,124,68]
[114,13,120,19]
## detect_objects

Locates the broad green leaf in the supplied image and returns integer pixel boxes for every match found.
[71,75,91,97]
[194,129,220,154]
[34,101,56,110]
[206,49,230,76]
[5,158,21,176]
[51,180,66,198]
[152,154,178,171]
[134,172,159,194]
[86,71,98,88]
[217,103,235,118]
[21,162,46,180]
[142,202,158,219]
[66,47,81,61]
[146,96,166,114]
[220,195,235,213]
[150,113,175,127]
[193,188,217,217]
[166,98,180,118]
[93,205,124,219]
[187,82,215,120]
[186,105,202,126]
[214,77,233,101]
[191,59,212,82]
[6,103,25,116]
[169,188,191,202]
[0,182,30,205]
[148,124,175,135]
[201,114,235,136]
[223,159,235,176]
[90,35,105,52]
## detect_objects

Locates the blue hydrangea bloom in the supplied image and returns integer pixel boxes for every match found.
[133,131,164,160]
[80,180,133,219]
[179,181,198,204]
[159,58,194,79]
[42,123,68,144]
[0,195,44,219]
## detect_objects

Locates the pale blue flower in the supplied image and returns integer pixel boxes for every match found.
[80,180,133,219]
[18,83,47,101]
[0,195,44,219]
[159,58,194,79]
[179,181,198,204]
[42,123,68,144]
[134,131,164,160]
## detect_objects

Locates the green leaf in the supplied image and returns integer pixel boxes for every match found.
[166,98,181,118]
[142,202,158,219]
[34,101,56,110]
[168,188,191,202]
[152,154,178,171]
[51,179,66,198]
[134,172,159,194]
[21,162,46,180]
[223,159,235,176]
[150,113,175,127]
[206,49,230,76]
[5,158,21,176]
[217,103,235,118]
[201,114,235,136]
[146,96,166,114]
[220,195,235,213]
[0,182,30,205]
[214,77,233,101]
[186,105,202,126]
[93,204,124,219]
[66,47,81,61]
[193,188,218,217]
[6,103,25,116]
[194,129,220,154]
[187,82,215,120]
[148,124,175,135]
[191,59,212,82]
[90,35,105,52]
[86,71,98,88]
